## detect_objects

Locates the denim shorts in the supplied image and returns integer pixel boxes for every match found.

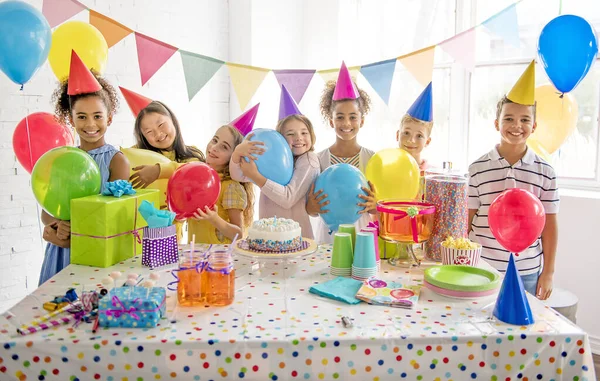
[520,272,540,296]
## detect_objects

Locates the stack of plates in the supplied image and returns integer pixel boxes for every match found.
[424,266,501,299]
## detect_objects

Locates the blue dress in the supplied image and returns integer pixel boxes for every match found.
[38,144,119,286]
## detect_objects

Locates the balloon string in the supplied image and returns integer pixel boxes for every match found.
[25,107,46,248]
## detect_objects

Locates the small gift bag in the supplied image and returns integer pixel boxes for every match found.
[142,225,178,268]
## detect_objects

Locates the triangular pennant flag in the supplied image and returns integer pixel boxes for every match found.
[493,254,534,325]
[482,4,520,48]
[279,85,302,120]
[398,46,436,87]
[440,28,476,72]
[89,10,132,48]
[134,32,178,86]
[507,60,535,105]
[227,63,270,110]
[360,58,397,105]
[273,69,316,103]
[317,66,361,84]
[68,50,101,95]
[42,0,86,28]
[119,87,153,117]
[179,51,224,101]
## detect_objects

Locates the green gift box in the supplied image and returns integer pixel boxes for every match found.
[71,189,159,268]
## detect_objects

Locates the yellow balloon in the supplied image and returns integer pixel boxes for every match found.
[121,147,171,209]
[365,148,420,200]
[534,84,579,154]
[48,21,108,81]
[527,138,551,163]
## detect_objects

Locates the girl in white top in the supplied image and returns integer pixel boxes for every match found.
[306,79,377,244]
[230,114,320,239]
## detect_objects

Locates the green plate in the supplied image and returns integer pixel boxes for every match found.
[424,265,500,292]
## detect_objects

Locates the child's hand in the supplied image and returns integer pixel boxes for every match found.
[536,271,553,300]
[192,205,219,224]
[232,134,265,164]
[56,221,71,240]
[239,159,261,180]
[130,164,160,188]
[358,181,377,214]
[306,183,329,216]
[43,224,70,248]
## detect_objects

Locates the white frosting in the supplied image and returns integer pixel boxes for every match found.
[248,217,302,245]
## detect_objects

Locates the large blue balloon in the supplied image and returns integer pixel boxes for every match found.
[314,163,368,232]
[248,128,293,186]
[0,1,51,85]
[538,15,598,94]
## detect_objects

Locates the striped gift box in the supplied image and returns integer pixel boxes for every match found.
[142,225,178,268]
[441,244,482,266]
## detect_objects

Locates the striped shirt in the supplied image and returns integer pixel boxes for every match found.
[468,146,559,275]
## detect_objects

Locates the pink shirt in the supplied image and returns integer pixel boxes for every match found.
[230,151,321,239]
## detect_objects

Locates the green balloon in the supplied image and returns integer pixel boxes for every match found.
[31,146,101,220]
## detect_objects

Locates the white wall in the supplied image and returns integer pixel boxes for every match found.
[0,0,229,312]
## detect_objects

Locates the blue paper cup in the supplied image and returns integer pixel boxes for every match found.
[353,232,377,268]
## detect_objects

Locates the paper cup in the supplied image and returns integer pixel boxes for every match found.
[331,233,354,269]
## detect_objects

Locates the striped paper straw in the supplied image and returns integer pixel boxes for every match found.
[19,300,81,330]
[17,313,76,336]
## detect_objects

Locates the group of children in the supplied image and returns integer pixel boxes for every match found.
[37,53,557,301]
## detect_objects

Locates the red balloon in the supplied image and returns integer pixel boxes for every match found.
[488,188,546,253]
[166,162,221,219]
[12,112,74,173]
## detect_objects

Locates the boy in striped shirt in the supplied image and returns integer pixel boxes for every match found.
[467,61,559,300]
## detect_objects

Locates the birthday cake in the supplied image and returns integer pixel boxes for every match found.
[247,217,302,252]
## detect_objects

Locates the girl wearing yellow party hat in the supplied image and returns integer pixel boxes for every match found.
[467,60,559,300]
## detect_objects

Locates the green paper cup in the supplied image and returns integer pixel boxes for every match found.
[331,232,354,269]
[338,224,356,248]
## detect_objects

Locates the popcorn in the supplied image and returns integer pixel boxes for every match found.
[442,236,479,250]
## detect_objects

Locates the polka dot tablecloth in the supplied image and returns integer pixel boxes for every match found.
[0,244,595,381]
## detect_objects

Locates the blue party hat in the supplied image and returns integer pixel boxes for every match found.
[406,82,433,122]
[279,84,302,120]
[493,254,534,325]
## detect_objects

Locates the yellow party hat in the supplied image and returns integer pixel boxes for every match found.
[506,60,535,105]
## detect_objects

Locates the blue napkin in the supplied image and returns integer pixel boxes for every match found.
[309,277,363,305]
[102,180,136,197]
[138,200,176,228]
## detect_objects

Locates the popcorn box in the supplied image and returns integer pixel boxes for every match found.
[441,243,482,266]
[98,286,166,328]
[70,190,159,268]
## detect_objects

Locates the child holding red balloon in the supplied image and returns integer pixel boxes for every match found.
[230,86,320,239]
[190,125,254,243]
[306,62,377,243]
[39,51,130,285]
[468,61,559,300]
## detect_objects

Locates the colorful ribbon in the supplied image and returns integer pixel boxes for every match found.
[377,202,435,243]
[99,294,165,320]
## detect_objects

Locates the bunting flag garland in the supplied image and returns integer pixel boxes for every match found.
[398,46,436,87]
[89,10,132,48]
[39,0,522,102]
[273,69,316,103]
[360,58,397,105]
[134,32,178,86]
[42,0,86,28]
[482,3,520,48]
[180,51,225,101]
[227,63,271,110]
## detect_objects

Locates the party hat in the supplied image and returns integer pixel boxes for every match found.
[230,103,260,136]
[279,84,302,120]
[493,254,534,325]
[332,61,360,100]
[67,50,102,95]
[119,87,153,117]
[506,60,535,105]
[406,82,433,122]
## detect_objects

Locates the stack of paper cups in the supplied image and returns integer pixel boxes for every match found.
[352,232,378,280]
[360,227,381,271]
[330,233,353,277]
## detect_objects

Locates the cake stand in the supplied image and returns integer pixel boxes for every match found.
[234,238,318,260]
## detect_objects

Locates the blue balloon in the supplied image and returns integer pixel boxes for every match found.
[314,163,368,232]
[538,15,598,93]
[0,1,51,85]
[248,128,293,186]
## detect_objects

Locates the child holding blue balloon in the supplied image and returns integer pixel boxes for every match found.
[306,62,377,243]
[190,125,254,244]
[230,86,320,239]
[39,51,130,285]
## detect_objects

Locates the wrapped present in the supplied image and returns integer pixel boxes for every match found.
[71,189,159,267]
[142,225,178,268]
[98,286,166,328]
